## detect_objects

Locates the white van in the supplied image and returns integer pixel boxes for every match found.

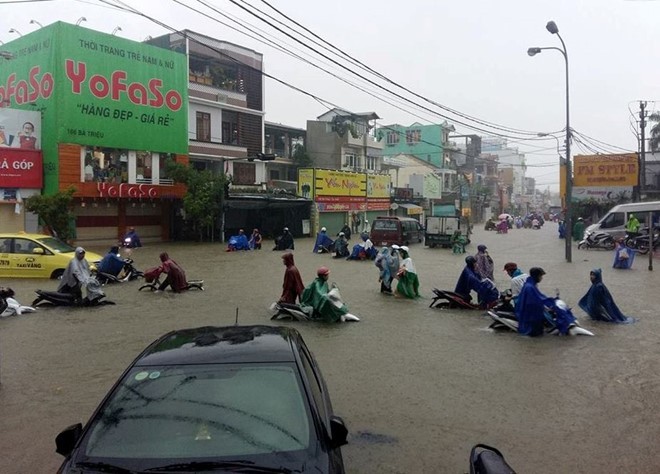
[584,201,660,240]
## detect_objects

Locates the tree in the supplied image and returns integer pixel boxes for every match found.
[25,186,77,242]
[166,160,230,242]
[649,112,660,152]
[291,143,312,168]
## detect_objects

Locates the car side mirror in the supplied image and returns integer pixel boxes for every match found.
[32,247,44,255]
[329,415,348,447]
[55,423,83,457]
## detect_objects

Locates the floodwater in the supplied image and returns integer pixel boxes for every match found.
[1,224,660,473]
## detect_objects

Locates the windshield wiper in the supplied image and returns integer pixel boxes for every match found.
[75,460,142,473]
[144,460,295,473]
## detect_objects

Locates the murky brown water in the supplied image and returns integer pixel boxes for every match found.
[1,224,659,473]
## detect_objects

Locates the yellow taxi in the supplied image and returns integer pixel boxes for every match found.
[0,233,103,279]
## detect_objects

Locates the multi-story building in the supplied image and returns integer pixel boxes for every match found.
[305,108,390,231]
[264,121,306,184]
[0,22,189,242]
[149,31,266,186]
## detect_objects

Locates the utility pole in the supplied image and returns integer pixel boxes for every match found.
[639,101,647,201]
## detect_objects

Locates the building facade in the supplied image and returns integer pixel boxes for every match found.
[0,22,189,242]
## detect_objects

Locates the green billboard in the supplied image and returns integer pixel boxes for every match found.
[0,22,188,153]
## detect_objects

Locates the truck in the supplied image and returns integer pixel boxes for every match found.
[424,204,471,248]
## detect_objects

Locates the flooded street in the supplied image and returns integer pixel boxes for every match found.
[1,223,660,473]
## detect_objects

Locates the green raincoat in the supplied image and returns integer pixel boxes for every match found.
[300,277,348,323]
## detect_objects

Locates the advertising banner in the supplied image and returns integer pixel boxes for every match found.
[0,109,42,150]
[0,22,188,153]
[315,169,366,197]
[0,149,43,188]
[367,174,390,198]
[573,154,638,187]
[572,186,633,202]
[423,174,441,199]
[297,168,314,198]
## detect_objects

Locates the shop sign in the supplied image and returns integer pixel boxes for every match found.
[298,168,314,198]
[317,201,367,212]
[572,186,633,202]
[96,182,158,198]
[315,169,366,197]
[368,198,391,211]
[573,154,638,187]
[367,174,391,198]
[0,149,43,188]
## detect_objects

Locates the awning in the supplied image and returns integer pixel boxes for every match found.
[399,203,423,215]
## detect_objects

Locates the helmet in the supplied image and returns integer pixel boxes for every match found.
[321,227,327,232]
[503,262,517,272]
[465,256,476,266]
[317,266,330,277]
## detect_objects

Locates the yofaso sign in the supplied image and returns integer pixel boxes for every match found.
[0,22,188,154]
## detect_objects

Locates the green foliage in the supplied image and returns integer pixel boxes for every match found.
[25,186,76,241]
[166,160,230,241]
[649,112,660,152]
[571,198,620,221]
[291,143,312,168]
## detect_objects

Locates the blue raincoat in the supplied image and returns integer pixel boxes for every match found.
[312,231,334,253]
[578,268,634,323]
[516,277,555,336]
[454,264,498,307]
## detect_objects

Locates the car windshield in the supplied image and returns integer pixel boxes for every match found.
[36,237,75,253]
[82,364,313,462]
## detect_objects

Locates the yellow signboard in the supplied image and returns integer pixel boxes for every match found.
[573,154,638,187]
[315,169,366,197]
[367,174,391,198]
[297,168,314,198]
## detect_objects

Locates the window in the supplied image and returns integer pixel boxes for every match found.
[406,129,421,144]
[81,148,173,186]
[366,156,377,170]
[344,153,357,168]
[386,131,400,145]
[222,110,239,145]
[601,212,625,229]
[136,151,152,183]
[196,112,211,141]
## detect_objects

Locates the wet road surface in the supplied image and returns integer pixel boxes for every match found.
[1,223,659,473]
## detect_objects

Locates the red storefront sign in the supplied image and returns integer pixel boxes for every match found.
[0,149,43,188]
[316,195,390,212]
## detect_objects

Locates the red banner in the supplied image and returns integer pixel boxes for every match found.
[0,149,43,188]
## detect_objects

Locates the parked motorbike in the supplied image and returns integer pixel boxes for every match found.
[96,258,144,284]
[430,279,499,310]
[32,277,114,307]
[624,227,659,255]
[578,231,616,250]
[487,295,594,336]
[1,287,36,317]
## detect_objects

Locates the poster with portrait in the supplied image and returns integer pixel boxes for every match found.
[0,109,41,150]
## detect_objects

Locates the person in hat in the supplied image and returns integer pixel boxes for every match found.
[273,227,295,251]
[454,255,498,308]
[279,252,304,304]
[334,232,349,258]
[503,262,529,305]
[300,266,359,322]
[572,217,585,242]
[339,222,352,241]
[57,247,92,300]
[374,246,394,293]
[474,244,494,280]
[626,213,640,236]
[578,268,634,324]
[515,267,554,336]
[313,226,334,253]
[395,246,420,298]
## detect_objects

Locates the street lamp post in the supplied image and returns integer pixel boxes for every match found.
[528,20,572,263]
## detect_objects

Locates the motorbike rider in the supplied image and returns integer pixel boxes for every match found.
[300,266,360,322]
[97,246,125,277]
[454,256,498,308]
[503,262,528,305]
[123,227,142,248]
[273,227,295,251]
[155,252,188,293]
[515,267,555,337]
[57,247,92,301]
[312,227,334,253]
[333,232,350,258]
[578,268,634,324]
[339,222,352,241]
[626,213,641,236]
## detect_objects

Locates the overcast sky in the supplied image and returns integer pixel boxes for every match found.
[2,0,658,191]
